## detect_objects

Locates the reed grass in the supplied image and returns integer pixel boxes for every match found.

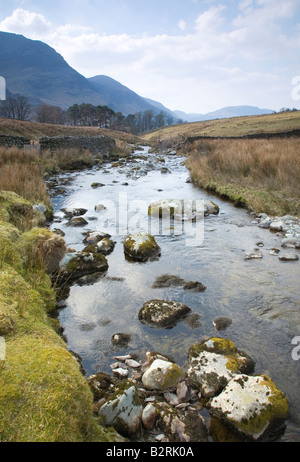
[185,138,300,216]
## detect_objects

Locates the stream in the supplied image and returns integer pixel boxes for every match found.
[48,146,300,442]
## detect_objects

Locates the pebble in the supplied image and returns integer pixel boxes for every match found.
[125,359,141,369]
[112,368,129,378]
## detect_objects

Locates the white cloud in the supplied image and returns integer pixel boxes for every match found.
[0,3,299,113]
[0,8,51,38]
[178,20,186,31]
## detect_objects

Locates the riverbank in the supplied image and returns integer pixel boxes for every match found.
[183,138,300,217]
[0,145,128,441]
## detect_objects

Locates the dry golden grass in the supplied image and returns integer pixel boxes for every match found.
[143,110,300,142]
[185,138,300,216]
[0,147,50,205]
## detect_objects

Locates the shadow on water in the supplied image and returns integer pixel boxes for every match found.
[49,146,300,442]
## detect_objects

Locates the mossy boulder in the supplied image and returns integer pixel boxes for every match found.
[83,237,115,256]
[59,251,108,283]
[123,232,160,262]
[210,374,289,441]
[188,337,255,398]
[138,299,191,329]
[148,198,219,221]
[142,358,186,391]
[98,381,143,437]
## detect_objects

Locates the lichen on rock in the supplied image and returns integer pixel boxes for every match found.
[138,299,191,329]
[123,232,160,262]
[210,374,289,440]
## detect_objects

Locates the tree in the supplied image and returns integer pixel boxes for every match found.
[0,95,32,120]
[35,103,65,124]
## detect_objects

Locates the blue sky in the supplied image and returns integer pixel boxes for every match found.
[0,0,300,113]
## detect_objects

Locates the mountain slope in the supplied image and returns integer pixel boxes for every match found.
[174,105,274,122]
[0,31,165,115]
[88,75,161,115]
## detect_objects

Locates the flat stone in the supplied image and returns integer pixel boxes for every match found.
[138,299,191,329]
[210,374,288,440]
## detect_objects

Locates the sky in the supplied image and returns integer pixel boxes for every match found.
[0,0,300,114]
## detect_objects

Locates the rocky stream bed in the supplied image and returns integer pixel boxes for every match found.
[46,146,300,442]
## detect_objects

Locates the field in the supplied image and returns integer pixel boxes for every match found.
[143,110,300,141]
[143,111,300,216]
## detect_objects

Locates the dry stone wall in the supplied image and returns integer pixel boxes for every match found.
[39,135,116,157]
[0,134,30,148]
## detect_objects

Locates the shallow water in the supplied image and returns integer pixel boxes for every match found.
[49,146,300,441]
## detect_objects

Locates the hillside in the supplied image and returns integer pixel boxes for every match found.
[0,117,142,145]
[0,31,166,115]
[174,105,274,123]
[143,110,300,142]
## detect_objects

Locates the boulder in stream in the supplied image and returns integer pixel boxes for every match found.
[187,337,255,398]
[138,299,191,329]
[59,251,108,282]
[210,374,288,440]
[123,232,161,262]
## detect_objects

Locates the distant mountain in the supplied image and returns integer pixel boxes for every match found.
[174,106,274,123]
[0,31,172,116]
[88,76,168,116]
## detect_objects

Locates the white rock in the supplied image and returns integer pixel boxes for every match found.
[142,403,157,430]
[142,359,185,391]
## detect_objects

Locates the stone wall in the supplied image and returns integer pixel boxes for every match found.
[0,134,30,149]
[39,135,116,157]
[185,129,300,144]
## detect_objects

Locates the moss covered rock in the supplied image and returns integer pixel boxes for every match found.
[188,337,255,398]
[138,299,191,329]
[98,381,143,437]
[142,358,186,391]
[148,198,219,221]
[59,251,108,282]
[123,232,160,262]
[210,374,289,440]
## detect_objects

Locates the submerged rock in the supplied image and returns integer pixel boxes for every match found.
[67,216,88,227]
[187,338,255,398]
[152,274,186,288]
[138,299,191,329]
[210,374,288,441]
[123,232,161,262]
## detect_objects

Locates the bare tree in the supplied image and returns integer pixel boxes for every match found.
[35,103,65,124]
[0,95,32,120]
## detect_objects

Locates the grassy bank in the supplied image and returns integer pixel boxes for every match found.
[184,138,300,216]
[0,143,125,441]
[143,110,300,142]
